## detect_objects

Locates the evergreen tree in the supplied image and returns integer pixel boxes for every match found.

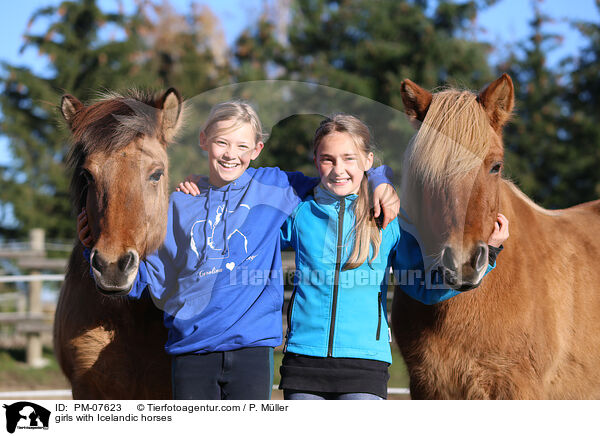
[277,0,493,105]
[136,1,231,188]
[234,17,282,82]
[0,0,149,239]
[562,0,600,203]
[498,2,569,208]
[232,0,496,183]
[0,0,228,238]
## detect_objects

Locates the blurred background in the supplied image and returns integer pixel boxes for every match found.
[0,0,599,397]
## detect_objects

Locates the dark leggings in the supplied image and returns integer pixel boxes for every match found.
[172,347,274,400]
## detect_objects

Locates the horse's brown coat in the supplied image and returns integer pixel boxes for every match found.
[53,89,182,399]
[393,74,600,399]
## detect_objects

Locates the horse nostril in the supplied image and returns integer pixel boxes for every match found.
[117,251,137,274]
[472,243,488,271]
[91,250,107,274]
[441,246,458,272]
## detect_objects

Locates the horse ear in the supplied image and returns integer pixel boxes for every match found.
[159,88,183,143]
[478,73,514,132]
[61,95,83,129]
[400,79,432,129]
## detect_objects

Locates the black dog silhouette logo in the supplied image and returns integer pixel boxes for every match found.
[3,402,50,433]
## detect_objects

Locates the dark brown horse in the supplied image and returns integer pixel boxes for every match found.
[53,89,183,399]
[393,74,600,399]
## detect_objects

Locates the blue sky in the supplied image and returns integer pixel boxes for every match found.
[1,0,599,169]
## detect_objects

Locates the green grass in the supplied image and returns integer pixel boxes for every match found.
[0,347,69,391]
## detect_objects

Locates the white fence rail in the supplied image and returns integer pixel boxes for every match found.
[0,241,72,253]
[0,274,64,283]
[0,229,66,367]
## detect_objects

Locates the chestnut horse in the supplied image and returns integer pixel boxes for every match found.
[53,89,183,399]
[393,74,600,399]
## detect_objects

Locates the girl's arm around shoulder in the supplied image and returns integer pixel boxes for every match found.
[268,165,395,201]
[280,165,399,229]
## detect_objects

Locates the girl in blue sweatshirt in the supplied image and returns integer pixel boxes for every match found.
[78,101,396,400]
[278,114,509,400]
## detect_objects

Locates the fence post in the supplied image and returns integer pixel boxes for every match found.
[26,228,46,368]
[30,228,45,255]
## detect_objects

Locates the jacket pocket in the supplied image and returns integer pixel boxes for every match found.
[376,291,382,341]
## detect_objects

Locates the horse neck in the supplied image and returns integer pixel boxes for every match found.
[483,180,557,284]
[499,179,558,239]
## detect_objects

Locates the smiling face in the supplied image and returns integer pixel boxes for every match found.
[201,120,263,187]
[315,131,374,197]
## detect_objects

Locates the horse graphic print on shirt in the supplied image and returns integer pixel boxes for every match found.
[189,203,250,269]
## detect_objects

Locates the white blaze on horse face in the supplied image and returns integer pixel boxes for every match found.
[201,120,263,188]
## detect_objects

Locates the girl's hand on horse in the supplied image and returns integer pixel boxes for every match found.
[373,184,400,230]
[488,213,509,248]
[176,174,201,196]
[77,208,95,248]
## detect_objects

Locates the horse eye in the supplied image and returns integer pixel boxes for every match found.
[490,163,502,174]
[81,169,94,185]
[149,170,164,182]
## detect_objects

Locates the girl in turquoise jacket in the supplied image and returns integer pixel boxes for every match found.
[279,114,509,400]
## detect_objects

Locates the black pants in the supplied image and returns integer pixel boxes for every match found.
[171,347,274,400]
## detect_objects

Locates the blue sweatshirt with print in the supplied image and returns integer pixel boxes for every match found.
[106,166,391,356]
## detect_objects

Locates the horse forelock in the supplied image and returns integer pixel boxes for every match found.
[404,89,493,191]
[71,91,163,153]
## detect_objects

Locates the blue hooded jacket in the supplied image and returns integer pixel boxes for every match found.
[119,166,391,356]
[281,186,496,364]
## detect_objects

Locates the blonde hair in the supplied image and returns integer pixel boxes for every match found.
[202,100,265,144]
[313,114,382,270]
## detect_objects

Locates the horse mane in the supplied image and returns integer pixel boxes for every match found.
[405,89,492,189]
[65,90,166,212]
[503,180,562,217]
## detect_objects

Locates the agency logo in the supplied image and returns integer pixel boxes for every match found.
[3,402,50,434]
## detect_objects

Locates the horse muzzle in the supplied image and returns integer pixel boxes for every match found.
[440,241,488,291]
[90,249,140,295]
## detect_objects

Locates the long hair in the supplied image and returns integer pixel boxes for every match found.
[313,114,382,270]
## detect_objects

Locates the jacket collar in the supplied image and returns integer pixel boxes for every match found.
[196,168,254,192]
[314,184,358,205]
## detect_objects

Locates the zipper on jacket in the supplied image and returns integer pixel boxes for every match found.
[327,197,345,357]
[283,289,297,353]
[376,291,382,341]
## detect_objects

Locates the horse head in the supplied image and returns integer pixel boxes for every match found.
[400,74,514,291]
[62,89,183,294]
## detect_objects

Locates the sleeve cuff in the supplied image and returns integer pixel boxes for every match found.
[82,247,94,279]
[488,244,503,266]
[367,165,394,192]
